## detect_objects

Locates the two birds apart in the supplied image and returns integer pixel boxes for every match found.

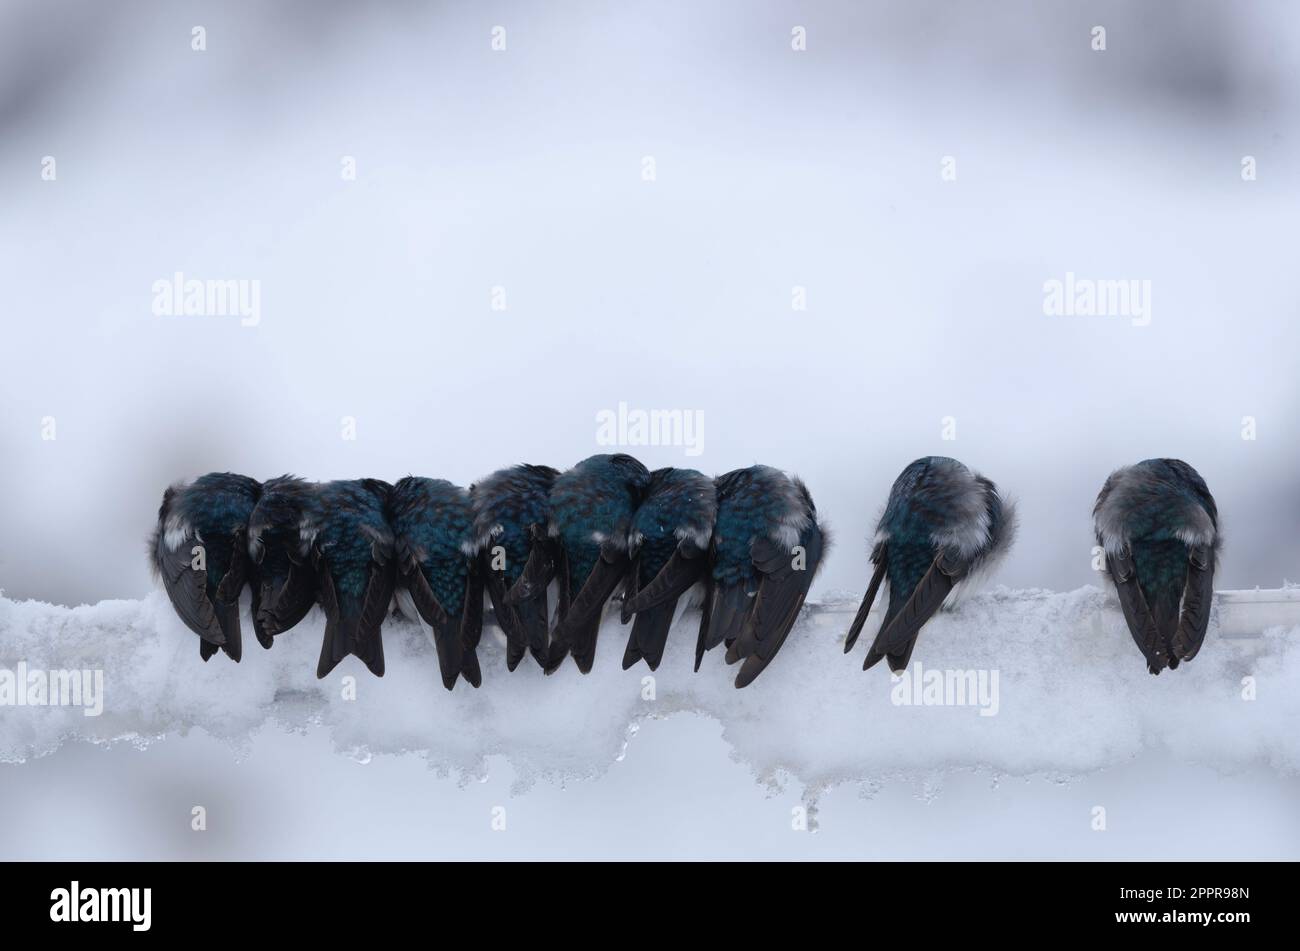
[841,456,1218,676]
[150,455,829,689]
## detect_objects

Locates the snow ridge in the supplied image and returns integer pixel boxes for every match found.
[0,587,1296,791]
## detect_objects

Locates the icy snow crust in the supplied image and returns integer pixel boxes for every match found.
[1,587,1296,790]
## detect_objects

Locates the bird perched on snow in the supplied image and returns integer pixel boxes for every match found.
[699,465,828,688]
[619,467,717,671]
[469,464,561,671]
[312,479,397,679]
[844,456,1016,673]
[150,472,262,663]
[389,476,484,690]
[246,475,320,648]
[1093,458,1219,674]
[512,453,651,674]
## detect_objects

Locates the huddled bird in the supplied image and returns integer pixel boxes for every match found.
[699,465,828,688]
[311,479,397,679]
[1093,458,1219,674]
[619,467,717,671]
[469,464,561,671]
[845,456,1016,672]
[246,475,320,648]
[512,453,651,675]
[390,476,484,690]
[166,453,1223,689]
[150,472,262,662]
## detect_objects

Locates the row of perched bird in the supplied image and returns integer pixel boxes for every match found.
[151,454,1219,688]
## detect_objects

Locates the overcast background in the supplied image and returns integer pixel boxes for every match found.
[2,0,1299,864]
[2,0,1299,605]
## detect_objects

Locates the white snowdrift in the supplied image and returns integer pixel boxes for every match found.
[1,587,1297,791]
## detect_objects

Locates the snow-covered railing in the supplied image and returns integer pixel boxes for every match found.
[807,587,1300,639]
[1,586,1297,791]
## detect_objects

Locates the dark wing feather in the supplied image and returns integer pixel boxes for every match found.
[693,576,717,672]
[484,567,529,671]
[459,566,484,688]
[728,531,823,688]
[507,528,558,604]
[844,551,886,654]
[155,531,225,645]
[864,549,965,672]
[256,561,317,641]
[1171,544,1214,664]
[547,541,629,674]
[1107,548,1167,674]
[621,545,707,621]
[353,545,395,678]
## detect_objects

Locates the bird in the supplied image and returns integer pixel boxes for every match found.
[389,476,484,690]
[1093,458,1219,674]
[619,467,717,671]
[246,475,320,648]
[513,453,651,675]
[844,456,1016,673]
[698,465,828,688]
[311,479,397,679]
[468,464,561,671]
[149,472,262,663]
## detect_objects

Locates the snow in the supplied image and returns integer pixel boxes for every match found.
[2,586,1297,794]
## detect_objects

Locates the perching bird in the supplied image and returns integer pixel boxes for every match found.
[513,453,650,675]
[389,476,484,690]
[844,456,1016,673]
[1093,458,1219,674]
[619,467,717,671]
[312,479,397,679]
[469,464,561,671]
[246,475,320,648]
[150,472,262,663]
[699,465,828,688]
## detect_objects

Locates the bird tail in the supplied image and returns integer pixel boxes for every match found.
[513,594,552,670]
[864,551,961,673]
[705,584,753,653]
[200,599,243,663]
[318,613,357,678]
[622,599,677,671]
[843,560,886,655]
[545,609,605,675]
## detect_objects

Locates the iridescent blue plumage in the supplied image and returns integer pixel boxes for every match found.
[847,456,1016,673]
[247,475,320,647]
[390,476,483,689]
[701,465,827,687]
[1093,458,1219,674]
[470,464,559,670]
[313,479,396,679]
[620,467,717,671]
[537,453,651,674]
[150,471,262,663]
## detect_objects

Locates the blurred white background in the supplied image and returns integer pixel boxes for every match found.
[2,0,1297,606]
[1,1,1298,860]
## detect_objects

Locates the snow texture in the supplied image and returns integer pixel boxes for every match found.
[1,587,1297,793]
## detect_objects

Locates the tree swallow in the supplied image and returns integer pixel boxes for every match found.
[699,465,828,687]
[390,476,484,690]
[619,467,717,671]
[1093,458,1219,674]
[150,472,262,663]
[844,456,1016,672]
